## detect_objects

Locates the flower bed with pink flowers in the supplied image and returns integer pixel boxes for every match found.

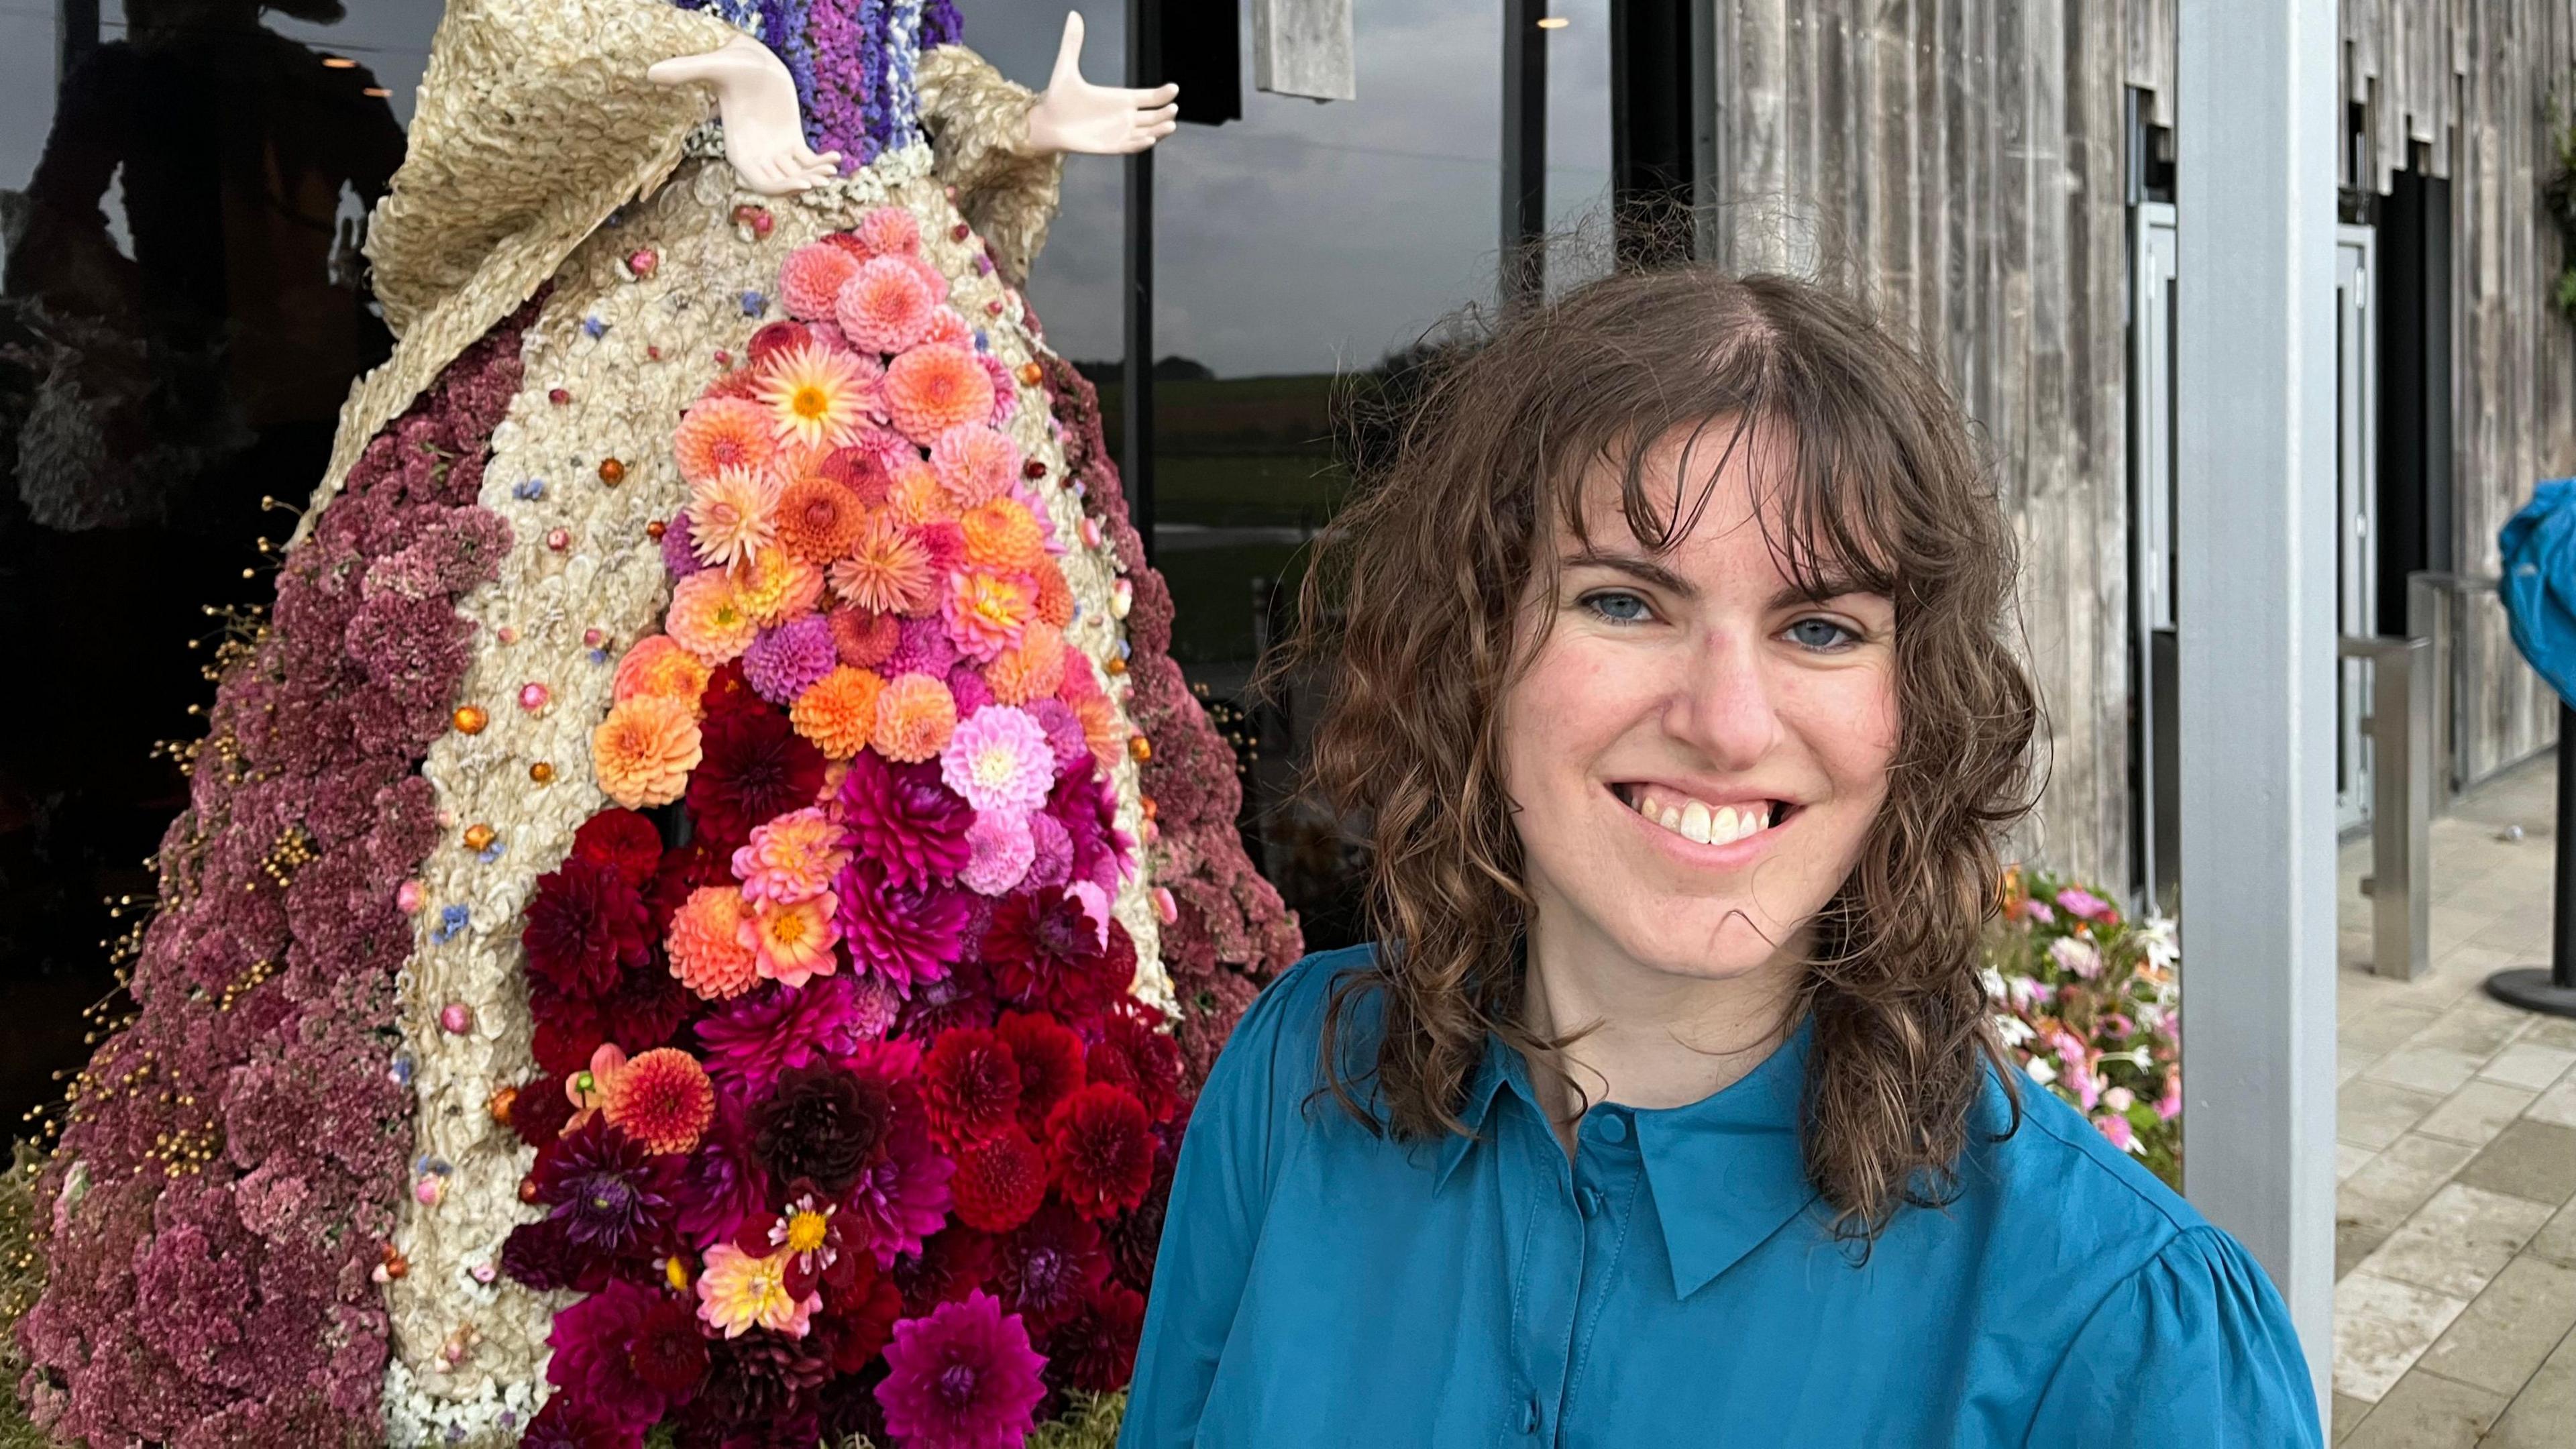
[1986,867,2182,1187]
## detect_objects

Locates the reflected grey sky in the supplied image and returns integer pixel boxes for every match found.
[6,1,1615,378]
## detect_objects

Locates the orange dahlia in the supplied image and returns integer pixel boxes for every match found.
[730,548,826,626]
[593,696,702,807]
[943,568,1036,663]
[602,1047,716,1155]
[873,671,959,763]
[985,623,1067,706]
[789,664,885,760]
[1069,690,1128,775]
[666,570,758,665]
[1030,559,1074,628]
[960,499,1046,573]
[612,634,713,710]
[668,885,761,1000]
[830,513,938,616]
[673,395,779,486]
[773,476,866,565]
[758,341,875,450]
[883,343,996,444]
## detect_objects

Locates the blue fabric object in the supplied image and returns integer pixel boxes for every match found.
[2501,478,2576,708]
[1123,947,2321,1448]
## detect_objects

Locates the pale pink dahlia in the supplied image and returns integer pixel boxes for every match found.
[731,806,851,905]
[959,810,1036,897]
[938,706,1056,817]
[837,256,939,356]
[929,423,1022,509]
[780,241,862,321]
[688,466,782,568]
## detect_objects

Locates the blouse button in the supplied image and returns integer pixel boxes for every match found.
[1592,1111,1630,1144]
[1578,1185,1605,1218]
[1521,1395,1542,1434]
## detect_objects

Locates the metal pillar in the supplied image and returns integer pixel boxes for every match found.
[2176,0,2339,1411]
[2485,704,2576,1018]
[1124,0,1159,564]
[1500,0,1548,311]
[2342,634,2433,980]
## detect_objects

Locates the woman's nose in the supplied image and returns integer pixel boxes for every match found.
[1661,631,1783,769]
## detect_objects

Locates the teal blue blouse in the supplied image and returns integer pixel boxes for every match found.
[1122,947,2322,1448]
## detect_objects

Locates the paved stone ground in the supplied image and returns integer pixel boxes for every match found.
[2330,751,2576,1447]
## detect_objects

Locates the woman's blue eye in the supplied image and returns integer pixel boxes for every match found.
[1788,617,1858,651]
[1581,591,1652,624]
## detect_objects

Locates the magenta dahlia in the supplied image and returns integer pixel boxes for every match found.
[834,749,973,887]
[695,974,874,1097]
[873,1291,1046,1449]
[835,855,972,996]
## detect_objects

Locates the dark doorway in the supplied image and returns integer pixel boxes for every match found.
[2375,164,2455,635]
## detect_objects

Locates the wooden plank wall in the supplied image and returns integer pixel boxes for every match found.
[1708,0,2135,886]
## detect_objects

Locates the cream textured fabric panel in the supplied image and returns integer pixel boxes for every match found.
[379,147,1163,1447]
[917,44,1064,287]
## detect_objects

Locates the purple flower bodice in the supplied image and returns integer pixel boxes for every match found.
[676,0,967,170]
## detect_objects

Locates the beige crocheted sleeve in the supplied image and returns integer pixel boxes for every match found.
[916,44,1065,286]
[366,0,737,335]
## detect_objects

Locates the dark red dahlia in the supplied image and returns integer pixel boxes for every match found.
[521,1393,641,1449]
[751,1063,894,1196]
[992,1011,1087,1135]
[819,1270,906,1373]
[983,892,1128,1019]
[1087,1003,1183,1124]
[572,808,665,890]
[921,1027,1022,1148]
[896,959,998,1042]
[699,658,765,718]
[545,1279,702,1426]
[1045,1280,1146,1394]
[949,1125,1048,1234]
[1046,1084,1156,1220]
[499,1216,612,1295]
[689,704,825,848]
[646,838,733,932]
[748,319,813,363]
[994,1199,1109,1332]
[834,749,973,887]
[891,1224,998,1318]
[524,856,653,1001]
[507,1072,578,1149]
[1102,1130,1178,1293]
[680,1330,830,1444]
[531,1118,682,1254]
[629,1293,712,1399]
[678,1081,769,1251]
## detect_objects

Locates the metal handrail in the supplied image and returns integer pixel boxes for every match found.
[2406,571,2505,818]
[2340,631,2433,980]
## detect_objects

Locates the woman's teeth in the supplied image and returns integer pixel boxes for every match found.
[1623,788,1779,847]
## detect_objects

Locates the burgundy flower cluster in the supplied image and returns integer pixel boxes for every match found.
[1033,354,1305,1087]
[505,683,1182,1448]
[13,302,535,1446]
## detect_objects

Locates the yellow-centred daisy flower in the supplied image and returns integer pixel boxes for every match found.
[757,341,874,449]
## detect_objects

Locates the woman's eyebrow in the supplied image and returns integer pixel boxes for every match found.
[1561,549,1697,598]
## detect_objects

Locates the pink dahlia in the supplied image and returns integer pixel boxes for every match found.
[837,255,939,355]
[941,568,1036,663]
[545,1279,707,1428]
[929,423,1022,509]
[874,1292,1045,1449]
[853,205,922,257]
[958,810,1035,897]
[741,614,837,704]
[688,466,782,568]
[732,806,851,904]
[833,749,973,887]
[741,892,843,989]
[939,706,1057,817]
[780,241,862,321]
[883,343,997,444]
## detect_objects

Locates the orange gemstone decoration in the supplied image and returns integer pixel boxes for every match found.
[519,1177,541,1204]
[1128,735,1152,763]
[452,705,489,735]
[529,761,555,784]
[1104,656,1127,676]
[486,1085,519,1124]
[1140,795,1158,820]
[462,822,496,851]
[598,458,627,486]
[380,1244,409,1279]
[1016,362,1043,387]
[646,519,667,540]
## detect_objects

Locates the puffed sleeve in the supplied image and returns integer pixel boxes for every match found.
[914,43,1065,286]
[1120,955,1337,1449]
[2023,1226,2322,1447]
[364,0,738,335]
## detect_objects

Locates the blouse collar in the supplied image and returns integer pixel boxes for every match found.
[1437,1012,1824,1299]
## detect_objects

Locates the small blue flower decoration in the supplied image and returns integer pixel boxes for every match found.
[740,290,769,317]
[590,647,611,665]
[582,315,608,339]
[388,1054,415,1087]
[476,840,506,864]
[513,478,545,501]
[432,904,470,944]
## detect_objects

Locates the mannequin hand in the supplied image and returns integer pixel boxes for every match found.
[1024,12,1180,156]
[649,34,841,195]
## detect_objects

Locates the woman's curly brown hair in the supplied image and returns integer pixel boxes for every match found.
[1284,266,2045,1248]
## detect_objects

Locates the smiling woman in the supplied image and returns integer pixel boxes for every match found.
[1117,268,2326,1447]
